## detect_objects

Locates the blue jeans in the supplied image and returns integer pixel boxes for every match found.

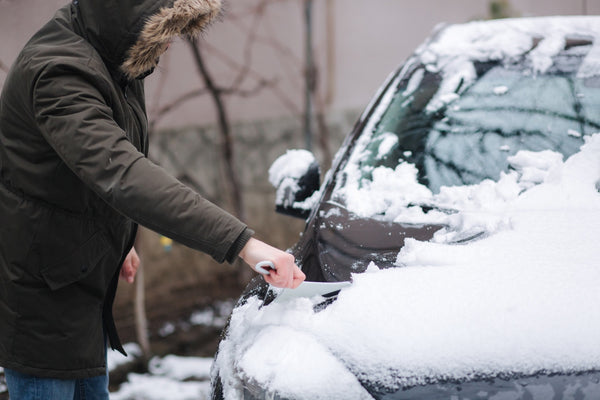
[4,336,109,400]
[4,367,109,400]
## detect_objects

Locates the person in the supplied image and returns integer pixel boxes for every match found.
[0,0,306,398]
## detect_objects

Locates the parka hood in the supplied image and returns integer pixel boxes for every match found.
[74,0,222,80]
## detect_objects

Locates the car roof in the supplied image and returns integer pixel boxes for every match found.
[422,16,600,73]
[410,16,600,116]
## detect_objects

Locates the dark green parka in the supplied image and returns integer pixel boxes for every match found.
[0,0,252,379]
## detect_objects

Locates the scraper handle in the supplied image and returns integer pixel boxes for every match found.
[255,260,275,275]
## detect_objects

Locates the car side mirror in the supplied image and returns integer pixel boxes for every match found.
[269,150,321,219]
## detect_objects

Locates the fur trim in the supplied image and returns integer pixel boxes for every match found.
[121,0,222,80]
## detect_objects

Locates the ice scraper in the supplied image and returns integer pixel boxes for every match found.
[255,261,351,302]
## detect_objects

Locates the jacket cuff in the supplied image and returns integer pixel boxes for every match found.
[225,227,254,264]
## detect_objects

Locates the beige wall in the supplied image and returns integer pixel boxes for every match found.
[0,0,595,130]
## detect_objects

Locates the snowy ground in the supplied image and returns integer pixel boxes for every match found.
[107,301,235,399]
[108,347,214,400]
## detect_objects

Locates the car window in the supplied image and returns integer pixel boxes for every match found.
[337,43,600,195]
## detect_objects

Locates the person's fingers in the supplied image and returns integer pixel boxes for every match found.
[280,254,296,288]
[126,263,136,283]
[266,268,289,288]
[120,248,140,284]
[265,259,304,289]
[131,251,140,270]
[281,264,292,288]
[288,266,295,287]
[264,266,283,287]
[240,238,306,288]
[125,264,134,283]
[291,267,306,289]
[120,259,133,282]
[264,274,277,287]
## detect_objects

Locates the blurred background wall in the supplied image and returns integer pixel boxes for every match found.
[0,0,597,355]
[1,1,597,127]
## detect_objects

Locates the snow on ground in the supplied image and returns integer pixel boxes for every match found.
[105,301,237,400]
[107,343,143,372]
[111,372,211,400]
[215,135,600,399]
[109,350,214,400]
[157,300,235,338]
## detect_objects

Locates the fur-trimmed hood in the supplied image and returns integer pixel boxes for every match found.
[74,0,222,80]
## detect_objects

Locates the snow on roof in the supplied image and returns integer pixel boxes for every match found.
[216,134,600,398]
[417,16,600,112]
[420,16,600,74]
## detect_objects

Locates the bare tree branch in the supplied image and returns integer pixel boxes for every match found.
[202,42,301,115]
[222,80,274,97]
[226,0,268,90]
[219,0,305,97]
[227,8,304,81]
[261,15,305,92]
[187,36,245,221]
[224,0,280,19]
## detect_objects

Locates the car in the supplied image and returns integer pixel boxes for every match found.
[211,16,600,400]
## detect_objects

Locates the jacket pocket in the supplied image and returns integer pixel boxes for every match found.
[40,230,110,291]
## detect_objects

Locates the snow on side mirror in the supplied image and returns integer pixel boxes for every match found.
[268,150,321,219]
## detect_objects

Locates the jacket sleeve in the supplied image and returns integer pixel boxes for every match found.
[32,62,252,263]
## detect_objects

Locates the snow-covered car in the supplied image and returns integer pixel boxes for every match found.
[212,16,600,400]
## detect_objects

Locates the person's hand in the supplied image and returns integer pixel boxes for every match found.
[120,247,140,284]
[239,238,305,289]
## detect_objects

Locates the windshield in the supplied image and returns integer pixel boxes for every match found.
[333,42,600,199]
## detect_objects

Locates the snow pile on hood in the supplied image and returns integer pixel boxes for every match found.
[417,16,600,112]
[214,300,374,400]
[215,135,600,399]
